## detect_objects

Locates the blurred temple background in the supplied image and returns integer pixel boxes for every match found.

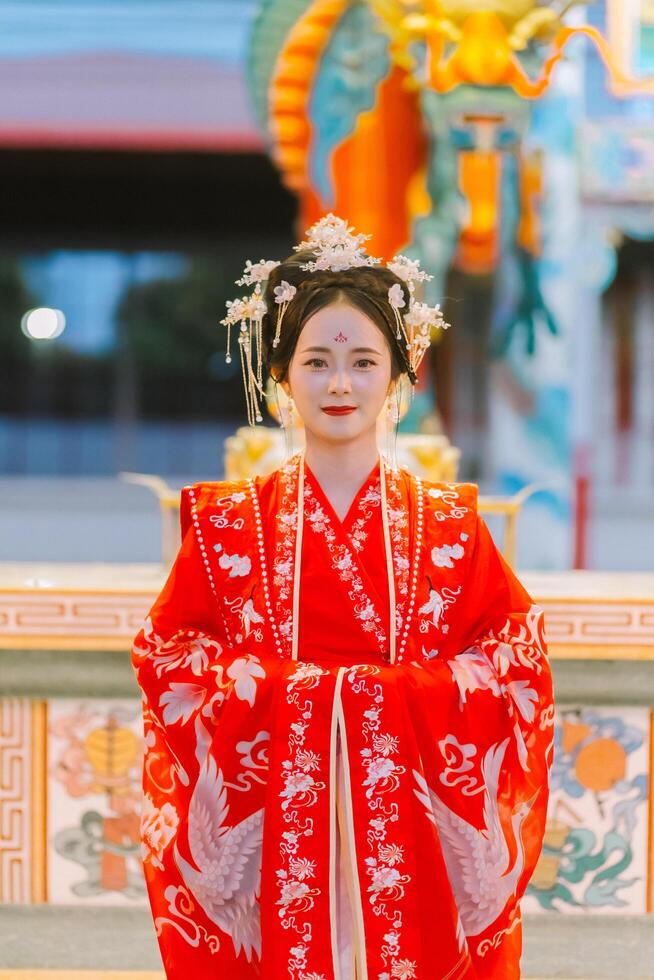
[0,0,296,561]
[0,4,654,979]
[0,0,652,567]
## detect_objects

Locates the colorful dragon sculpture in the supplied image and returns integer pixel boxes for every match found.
[247,1,651,355]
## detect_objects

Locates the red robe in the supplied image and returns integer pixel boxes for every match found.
[132,451,554,979]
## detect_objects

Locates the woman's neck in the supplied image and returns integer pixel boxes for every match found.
[303,434,380,493]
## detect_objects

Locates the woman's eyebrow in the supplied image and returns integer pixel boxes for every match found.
[299,346,382,354]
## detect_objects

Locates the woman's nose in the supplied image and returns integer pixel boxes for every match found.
[328,369,352,393]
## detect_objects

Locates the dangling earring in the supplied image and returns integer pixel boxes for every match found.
[385,382,401,473]
[289,395,296,446]
[276,383,295,463]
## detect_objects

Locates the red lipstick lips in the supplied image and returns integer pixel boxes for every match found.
[321,406,357,415]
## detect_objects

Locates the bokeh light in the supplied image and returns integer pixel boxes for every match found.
[20,306,66,341]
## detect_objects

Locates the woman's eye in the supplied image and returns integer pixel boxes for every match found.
[302,357,376,369]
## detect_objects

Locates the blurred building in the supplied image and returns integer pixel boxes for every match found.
[0,0,652,569]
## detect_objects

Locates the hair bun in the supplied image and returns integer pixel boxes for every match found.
[296,270,350,292]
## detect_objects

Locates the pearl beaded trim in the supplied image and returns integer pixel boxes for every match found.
[187,487,218,598]
[397,475,423,662]
[246,477,285,659]
[186,486,235,648]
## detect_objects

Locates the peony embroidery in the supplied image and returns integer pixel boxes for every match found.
[141,794,179,870]
[277,878,311,906]
[349,665,411,974]
[368,862,402,894]
[159,682,206,725]
[226,656,266,706]
[275,661,329,974]
[363,756,396,786]
[133,622,223,679]
[218,551,252,577]
[431,540,465,568]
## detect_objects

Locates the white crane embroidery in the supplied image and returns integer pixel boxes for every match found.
[174,749,264,960]
[413,737,538,937]
[240,595,265,637]
[418,580,461,626]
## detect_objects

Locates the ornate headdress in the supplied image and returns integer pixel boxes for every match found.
[220,213,449,426]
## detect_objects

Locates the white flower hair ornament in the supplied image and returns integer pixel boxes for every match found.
[403,300,449,373]
[293,213,380,272]
[219,213,450,426]
[272,280,297,349]
[236,259,281,286]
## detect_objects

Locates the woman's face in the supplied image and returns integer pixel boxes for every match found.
[282,301,394,443]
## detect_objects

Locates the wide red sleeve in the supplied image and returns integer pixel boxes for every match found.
[445,512,554,766]
[436,512,555,976]
[131,485,232,734]
[141,487,226,638]
[448,515,532,644]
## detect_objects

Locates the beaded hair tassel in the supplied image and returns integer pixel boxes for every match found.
[220,214,450,425]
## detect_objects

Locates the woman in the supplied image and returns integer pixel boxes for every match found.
[132,215,554,980]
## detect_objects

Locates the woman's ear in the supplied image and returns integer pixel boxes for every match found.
[272,373,290,398]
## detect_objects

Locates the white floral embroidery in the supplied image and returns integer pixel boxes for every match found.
[210,487,250,529]
[269,455,412,660]
[217,550,252,577]
[271,453,302,652]
[348,665,411,977]
[431,537,466,568]
[288,661,326,688]
[448,647,538,771]
[226,656,266,707]
[140,793,179,869]
[159,682,206,725]
[278,877,311,905]
[485,604,547,675]
[475,605,549,771]
[280,769,316,805]
[154,652,267,728]
[450,649,505,705]
[304,481,388,652]
[276,662,329,977]
[347,478,381,552]
[391,958,418,979]
[385,468,410,635]
[133,619,223,679]
[414,484,472,645]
